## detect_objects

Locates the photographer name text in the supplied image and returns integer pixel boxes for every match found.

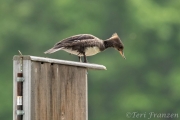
[126,112,178,119]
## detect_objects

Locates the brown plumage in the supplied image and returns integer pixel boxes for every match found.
[44,33,125,62]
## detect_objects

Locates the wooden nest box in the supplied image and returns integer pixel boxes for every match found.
[13,55,106,120]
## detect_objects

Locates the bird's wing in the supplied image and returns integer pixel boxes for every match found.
[54,34,98,47]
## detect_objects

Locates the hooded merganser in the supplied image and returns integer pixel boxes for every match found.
[44,33,125,63]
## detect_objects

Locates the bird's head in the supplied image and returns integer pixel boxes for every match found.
[109,33,126,59]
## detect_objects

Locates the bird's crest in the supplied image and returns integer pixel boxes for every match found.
[110,33,119,39]
[109,33,124,46]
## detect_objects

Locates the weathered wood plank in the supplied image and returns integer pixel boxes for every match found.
[13,55,107,70]
[31,62,41,120]
[30,63,87,120]
[51,64,61,120]
[58,65,67,120]
[13,59,32,120]
[72,66,87,120]
[13,59,20,120]
[14,56,95,120]
[23,60,32,120]
[38,62,52,120]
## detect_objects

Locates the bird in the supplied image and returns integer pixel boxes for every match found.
[44,33,125,63]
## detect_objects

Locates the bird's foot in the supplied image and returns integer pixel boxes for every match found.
[78,56,82,62]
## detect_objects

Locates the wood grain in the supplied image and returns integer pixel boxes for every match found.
[13,56,95,120]
[30,62,87,120]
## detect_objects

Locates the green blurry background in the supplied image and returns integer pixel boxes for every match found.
[1,0,180,120]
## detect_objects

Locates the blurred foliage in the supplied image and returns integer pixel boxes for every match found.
[0,0,180,120]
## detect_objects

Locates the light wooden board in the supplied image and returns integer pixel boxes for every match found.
[13,55,107,70]
[13,59,32,120]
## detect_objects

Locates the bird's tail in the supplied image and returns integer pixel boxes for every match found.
[44,47,64,54]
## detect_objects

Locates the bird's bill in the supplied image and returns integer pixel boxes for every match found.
[119,51,126,59]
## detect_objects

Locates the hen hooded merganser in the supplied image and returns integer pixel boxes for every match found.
[44,33,125,63]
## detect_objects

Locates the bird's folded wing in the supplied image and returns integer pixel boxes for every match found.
[54,34,98,46]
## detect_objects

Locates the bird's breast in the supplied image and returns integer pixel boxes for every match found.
[62,46,101,56]
[85,46,101,56]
